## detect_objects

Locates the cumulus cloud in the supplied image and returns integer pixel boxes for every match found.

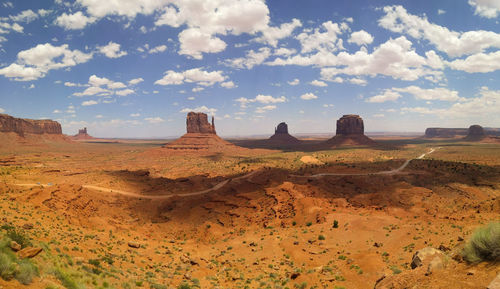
[235,94,287,108]
[128,78,144,85]
[448,51,500,73]
[348,30,374,46]
[0,43,92,81]
[155,68,226,86]
[255,105,276,113]
[220,81,236,89]
[296,20,347,54]
[223,47,271,69]
[144,117,165,123]
[82,100,98,106]
[254,18,302,47]
[180,105,217,115]
[310,80,328,87]
[300,93,318,100]
[393,86,464,102]
[98,41,127,58]
[468,0,500,18]
[366,89,401,103]
[288,78,300,86]
[379,5,500,57]
[10,9,39,23]
[73,75,134,97]
[148,45,167,54]
[55,11,96,30]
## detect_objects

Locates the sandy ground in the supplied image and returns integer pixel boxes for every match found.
[0,136,499,289]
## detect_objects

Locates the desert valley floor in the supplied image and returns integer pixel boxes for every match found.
[0,137,499,289]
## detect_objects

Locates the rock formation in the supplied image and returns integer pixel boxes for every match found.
[467,125,484,138]
[186,112,216,134]
[72,127,94,140]
[425,128,468,138]
[336,114,364,135]
[267,122,300,145]
[324,114,376,147]
[0,114,62,136]
[164,112,236,151]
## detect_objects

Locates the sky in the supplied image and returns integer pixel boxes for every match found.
[1,0,500,138]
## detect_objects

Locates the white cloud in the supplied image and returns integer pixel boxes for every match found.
[373,113,385,118]
[0,107,5,113]
[77,0,167,18]
[288,78,299,86]
[300,93,318,100]
[144,117,165,124]
[220,81,236,89]
[192,87,204,92]
[296,20,346,53]
[115,89,134,96]
[468,0,500,18]
[310,80,328,87]
[348,30,374,46]
[224,47,271,69]
[438,9,446,15]
[55,11,96,30]
[180,105,217,115]
[155,68,226,86]
[148,45,167,54]
[0,43,92,81]
[379,5,500,57]
[366,89,401,103]
[178,28,227,59]
[274,47,296,56]
[73,86,109,97]
[53,109,61,113]
[255,105,276,113]
[393,86,464,102]
[10,9,38,23]
[128,77,144,85]
[255,18,302,47]
[130,113,140,117]
[235,94,287,108]
[82,100,98,106]
[448,51,500,73]
[95,114,103,118]
[98,41,127,58]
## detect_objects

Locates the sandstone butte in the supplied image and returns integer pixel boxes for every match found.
[0,113,62,136]
[71,127,94,140]
[164,112,236,151]
[267,122,301,145]
[324,114,376,147]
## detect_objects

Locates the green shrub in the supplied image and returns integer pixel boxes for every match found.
[54,268,85,289]
[16,259,39,284]
[0,252,16,281]
[318,235,325,240]
[333,220,339,228]
[5,228,32,249]
[462,222,500,263]
[177,283,191,289]
[151,284,167,289]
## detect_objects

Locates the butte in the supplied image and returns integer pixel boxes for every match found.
[323,114,376,147]
[163,112,236,151]
[267,122,301,145]
[71,127,94,140]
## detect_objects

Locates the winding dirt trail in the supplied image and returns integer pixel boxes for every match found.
[12,148,436,199]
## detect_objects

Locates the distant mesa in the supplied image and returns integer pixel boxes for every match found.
[324,114,376,147]
[268,122,300,145]
[466,125,484,139]
[164,112,236,151]
[72,127,94,140]
[425,126,500,138]
[0,113,62,136]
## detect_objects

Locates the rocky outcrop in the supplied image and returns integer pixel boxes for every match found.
[425,128,468,138]
[164,112,237,151]
[466,125,484,138]
[324,114,376,147]
[336,114,364,135]
[268,122,300,145]
[186,112,216,134]
[0,113,62,136]
[72,127,93,140]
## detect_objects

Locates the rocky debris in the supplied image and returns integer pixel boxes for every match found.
[9,241,21,252]
[324,114,376,147]
[0,113,62,136]
[488,274,500,289]
[128,241,141,248]
[17,247,43,258]
[336,114,364,135]
[410,247,444,269]
[186,112,216,134]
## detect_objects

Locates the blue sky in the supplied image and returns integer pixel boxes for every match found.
[1,0,500,138]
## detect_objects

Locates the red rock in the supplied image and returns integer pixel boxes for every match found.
[17,247,43,258]
[186,112,216,134]
[0,113,62,136]
[324,115,376,147]
[72,127,94,140]
[268,122,300,145]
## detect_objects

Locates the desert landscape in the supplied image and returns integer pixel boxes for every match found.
[1,1,500,288]
[0,112,498,289]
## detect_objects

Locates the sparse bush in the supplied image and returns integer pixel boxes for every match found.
[318,235,325,240]
[462,222,500,263]
[0,252,16,281]
[333,220,339,228]
[53,268,85,289]
[4,227,32,248]
[178,283,191,289]
[16,259,39,285]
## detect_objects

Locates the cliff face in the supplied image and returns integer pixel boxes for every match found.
[0,114,62,136]
[336,114,364,135]
[425,128,468,138]
[186,112,216,134]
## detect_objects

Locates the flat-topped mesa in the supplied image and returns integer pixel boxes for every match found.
[468,125,484,137]
[0,113,62,136]
[425,128,468,138]
[186,112,216,134]
[336,114,364,135]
